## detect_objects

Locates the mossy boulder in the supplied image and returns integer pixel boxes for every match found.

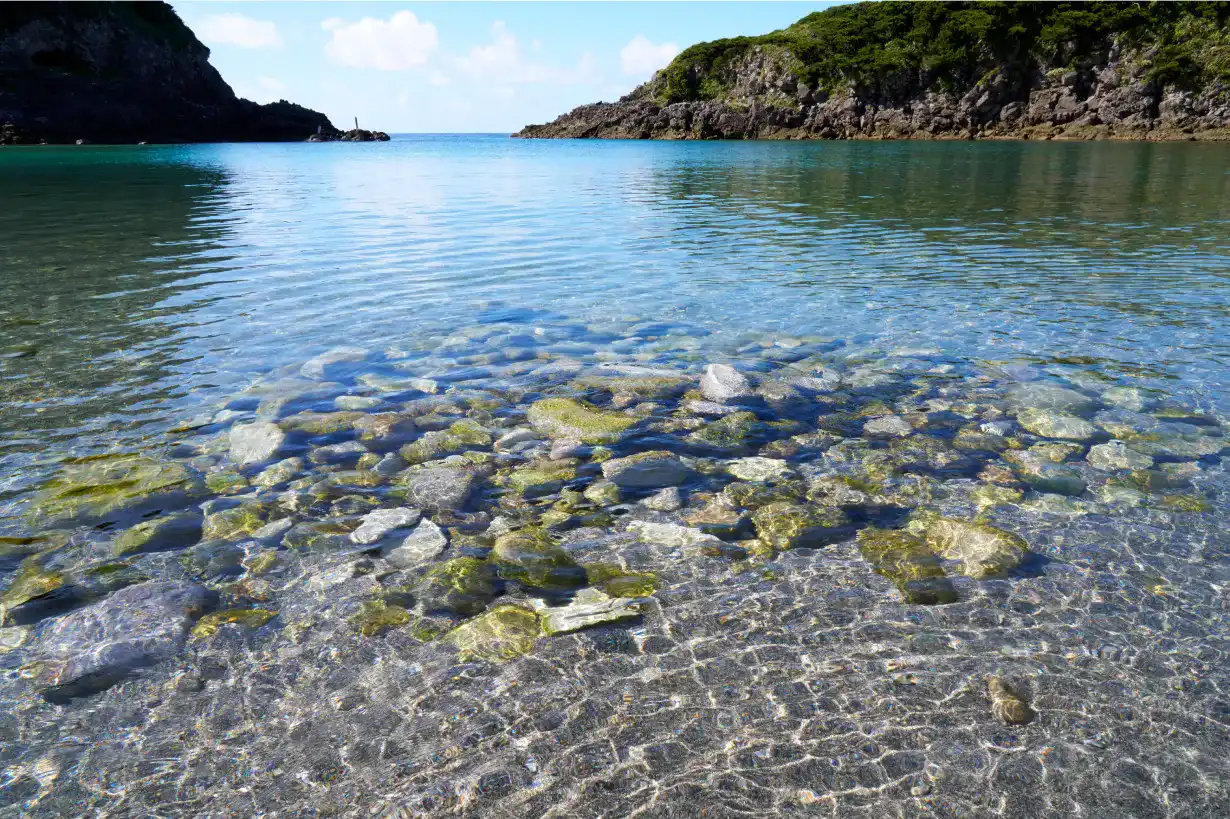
[1,563,71,625]
[1017,409,1096,441]
[751,502,850,552]
[279,411,365,436]
[913,514,1029,578]
[205,471,249,495]
[417,556,499,616]
[190,608,276,639]
[28,453,203,528]
[724,481,804,511]
[527,398,636,444]
[584,563,659,598]
[112,511,203,557]
[446,603,542,661]
[856,527,956,605]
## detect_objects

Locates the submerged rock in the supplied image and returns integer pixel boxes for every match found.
[36,581,211,702]
[400,420,491,464]
[112,511,203,557]
[349,507,422,545]
[300,346,368,380]
[229,422,287,466]
[987,676,1035,725]
[688,410,759,450]
[202,505,266,541]
[527,398,635,444]
[386,520,448,569]
[490,527,582,589]
[700,363,753,403]
[643,486,683,511]
[915,515,1028,578]
[602,450,689,488]
[252,457,304,489]
[1087,441,1154,471]
[1008,383,1096,414]
[863,415,914,438]
[1016,409,1096,441]
[352,600,412,637]
[1,563,74,625]
[857,528,956,605]
[190,608,276,639]
[726,456,795,482]
[446,603,542,661]
[752,502,850,551]
[537,588,646,635]
[504,459,578,496]
[417,556,498,615]
[28,454,203,528]
[400,462,480,512]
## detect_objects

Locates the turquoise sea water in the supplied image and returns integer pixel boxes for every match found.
[0,137,1228,817]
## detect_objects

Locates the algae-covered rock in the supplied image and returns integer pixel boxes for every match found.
[572,374,693,400]
[1160,493,1212,513]
[681,501,749,539]
[1016,409,1096,441]
[856,527,956,605]
[279,410,365,436]
[205,471,249,495]
[725,457,796,482]
[1,562,71,625]
[970,484,1023,511]
[988,676,1035,725]
[28,453,203,528]
[583,480,622,506]
[953,429,1010,452]
[202,505,266,541]
[503,459,578,497]
[1027,442,1084,462]
[446,603,542,661]
[400,420,492,465]
[112,511,203,557]
[724,481,804,510]
[352,600,412,637]
[538,588,645,635]
[527,398,635,444]
[915,515,1028,578]
[584,564,659,598]
[417,556,498,616]
[352,412,418,445]
[490,527,583,589]
[252,457,304,489]
[602,450,689,488]
[190,608,276,639]
[751,502,850,552]
[688,411,758,450]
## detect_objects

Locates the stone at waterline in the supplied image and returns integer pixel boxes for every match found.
[229,421,287,466]
[349,507,422,545]
[35,581,212,702]
[602,450,690,488]
[700,363,753,403]
[386,520,448,569]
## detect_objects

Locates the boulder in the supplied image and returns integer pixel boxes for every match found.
[386,520,448,569]
[537,588,646,635]
[350,507,422,545]
[700,363,752,403]
[527,398,635,444]
[602,450,690,488]
[229,422,286,466]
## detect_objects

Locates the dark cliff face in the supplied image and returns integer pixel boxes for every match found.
[0,2,336,144]
[517,1,1230,141]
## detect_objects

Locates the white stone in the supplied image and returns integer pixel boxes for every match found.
[700,363,752,403]
[726,457,796,482]
[863,415,913,437]
[1087,441,1154,471]
[229,422,286,466]
[386,520,448,569]
[350,507,422,545]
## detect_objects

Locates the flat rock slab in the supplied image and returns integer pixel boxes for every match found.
[602,451,690,488]
[229,422,287,466]
[350,507,422,545]
[700,363,752,403]
[36,581,211,702]
[537,589,645,635]
[386,520,448,569]
[402,464,478,512]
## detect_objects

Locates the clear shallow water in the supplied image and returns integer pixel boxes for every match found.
[0,137,1227,817]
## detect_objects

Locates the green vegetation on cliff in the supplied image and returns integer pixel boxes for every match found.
[657,1,1230,103]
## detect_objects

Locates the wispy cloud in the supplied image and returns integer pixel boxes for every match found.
[620,35,679,77]
[456,22,595,87]
[198,13,282,50]
[323,11,439,71]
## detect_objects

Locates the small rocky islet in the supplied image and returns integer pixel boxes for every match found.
[0,320,1226,815]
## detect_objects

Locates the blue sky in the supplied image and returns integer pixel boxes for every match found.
[171,2,841,133]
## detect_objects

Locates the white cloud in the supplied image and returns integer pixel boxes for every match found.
[198,14,282,50]
[323,11,438,71]
[458,22,594,86]
[236,76,288,104]
[620,35,679,77]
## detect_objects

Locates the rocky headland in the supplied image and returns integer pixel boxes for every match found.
[0,2,344,145]
[517,1,1230,141]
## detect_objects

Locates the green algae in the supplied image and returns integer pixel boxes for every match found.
[350,600,411,637]
[28,453,202,527]
[399,419,493,465]
[751,501,850,552]
[527,398,636,444]
[279,411,365,435]
[502,459,578,496]
[419,556,498,616]
[913,513,1029,579]
[191,608,277,639]
[970,484,1024,511]
[856,527,956,605]
[583,480,622,506]
[204,471,250,495]
[688,411,758,449]
[202,505,266,541]
[446,603,542,661]
[112,511,202,557]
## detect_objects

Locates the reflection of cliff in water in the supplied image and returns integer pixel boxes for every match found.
[0,150,233,451]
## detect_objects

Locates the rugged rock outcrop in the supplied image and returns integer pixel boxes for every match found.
[517,1,1230,141]
[0,2,338,144]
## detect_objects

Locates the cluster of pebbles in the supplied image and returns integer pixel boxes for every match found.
[0,323,1226,817]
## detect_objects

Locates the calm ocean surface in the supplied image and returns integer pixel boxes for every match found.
[0,136,1227,817]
